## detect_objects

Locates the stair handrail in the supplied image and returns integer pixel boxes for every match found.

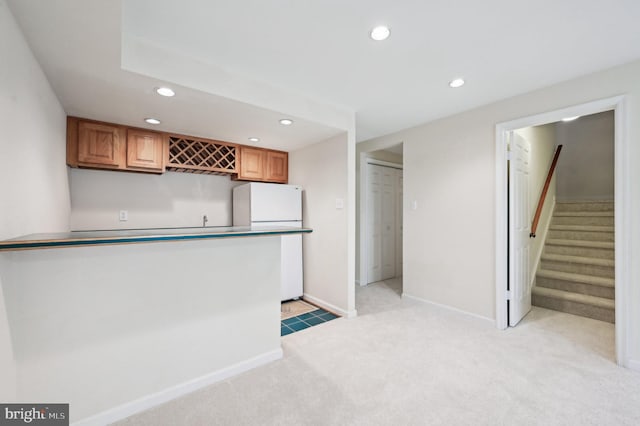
[530,144,563,238]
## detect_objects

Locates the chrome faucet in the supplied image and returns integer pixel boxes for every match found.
[202,215,208,227]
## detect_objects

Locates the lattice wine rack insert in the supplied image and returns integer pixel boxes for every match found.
[167,136,237,175]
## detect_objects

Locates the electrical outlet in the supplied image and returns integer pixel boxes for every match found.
[119,210,128,221]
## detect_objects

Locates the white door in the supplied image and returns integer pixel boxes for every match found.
[366,163,403,284]
[509,132,532,326]
[381,167,396,280]
[395,171,403,277]
[367,165,382,283]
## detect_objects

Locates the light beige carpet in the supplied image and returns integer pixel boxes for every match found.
[117,278,640,426]
[281,299,318,320]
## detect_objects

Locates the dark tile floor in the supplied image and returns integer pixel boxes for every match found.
[281,308,338,336]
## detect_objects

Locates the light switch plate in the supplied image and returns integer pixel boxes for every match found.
[335,198,344,209]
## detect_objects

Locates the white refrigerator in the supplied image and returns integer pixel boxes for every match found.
[233,182,303,301]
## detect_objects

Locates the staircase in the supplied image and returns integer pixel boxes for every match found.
[532,201,615,323]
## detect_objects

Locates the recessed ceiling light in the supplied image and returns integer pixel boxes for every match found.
[562,116,580,122]
[370,25,390,41]
[279,119,294,126]
[144,118,161,125]
[248,137,260,142]
[155,87,175,97]
[449,78,465,88]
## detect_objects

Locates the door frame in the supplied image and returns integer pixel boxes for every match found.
[359,157,403,286]
[495,95,630,366]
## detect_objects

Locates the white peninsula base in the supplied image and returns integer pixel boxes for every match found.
[0,235,282,424]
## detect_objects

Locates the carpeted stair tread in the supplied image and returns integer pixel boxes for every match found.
[536,269,614,288]
[556,200,613,203]
[544,244,614,260]
[540,253,614,267]
[549,224,613,232]
[553,211,614,217]
[551,213,613,226]
[545,239,614,249]
[532,287,615,309]
[554,201,614,212]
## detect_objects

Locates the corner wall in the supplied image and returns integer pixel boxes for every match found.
[0,0,71,401]
[359,59,640,364]
[289,133,352,315]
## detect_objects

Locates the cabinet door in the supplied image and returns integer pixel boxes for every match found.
[127,129,164,172]
[265,150,288,183]
[238,146,266,180]
[77,121,122,167]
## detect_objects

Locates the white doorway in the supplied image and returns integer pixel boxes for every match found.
[366,163,403,284]
[357,143,404,295]
[495,95,630,367]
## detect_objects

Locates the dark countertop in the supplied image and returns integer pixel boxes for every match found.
[0,226,312,251]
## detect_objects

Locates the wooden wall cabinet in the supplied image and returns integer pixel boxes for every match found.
[70,119,125,169]
[126,129,165,172]
[67,117,165,174]
[265,150,288,182]
[236,146,288,183]
[237,146,267,181]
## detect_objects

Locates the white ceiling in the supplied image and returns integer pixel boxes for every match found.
[8,0,640,149]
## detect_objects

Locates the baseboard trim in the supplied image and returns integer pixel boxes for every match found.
[303,293,357,318]
[402,293,495,325]
[627,359,640,372]
[72,348,283,426]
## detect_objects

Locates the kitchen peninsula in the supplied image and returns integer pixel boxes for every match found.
[0,226,311,424]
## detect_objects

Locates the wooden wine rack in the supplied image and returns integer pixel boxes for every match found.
[167,135,237,175]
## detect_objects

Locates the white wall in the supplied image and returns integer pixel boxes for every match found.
[290,133,352,316]
[0,0,71,401]
[0,285,13,401]
[555,111,614,201]
[358,59,640,364]
[69,169,242,230]
[0,1,70,240]
[515,124,557,285]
